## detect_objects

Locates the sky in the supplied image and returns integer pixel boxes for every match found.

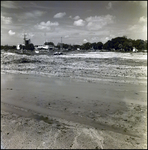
[1,1,147,46]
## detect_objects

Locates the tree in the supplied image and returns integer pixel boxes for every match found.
[118,43,123,50]
[90,42,96,50]
[25,43,35,51]
[123,35,127,39]
[123,41,130,52]
[103,40,113,50]
[1,45,4,49]
[73,44,81,50]
[145,40,147,50]
[133,39,146,51]
[96,42,103,50]
[12,45,16,49]
[44,42,54,46]
[63,43,69,49]
[103,36,135,51]
[81,42,91,50]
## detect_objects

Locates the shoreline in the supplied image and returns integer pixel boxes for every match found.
[1,72,147,149]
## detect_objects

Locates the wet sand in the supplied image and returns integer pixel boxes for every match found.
[1,73,147,149]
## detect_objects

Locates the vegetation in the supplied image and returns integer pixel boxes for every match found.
[44,42,54,46]
[62,36,147,52]
[25,43,35,51]
[1,36,147,52]
[1,45,16,51]
[103,37,147,52]
[19,43,35,51]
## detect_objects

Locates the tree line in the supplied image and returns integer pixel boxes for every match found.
[1,36,147,52]
[44,36,147,52]
[103,36,147,52]
[1,45,17,50]
[1,44,35,51]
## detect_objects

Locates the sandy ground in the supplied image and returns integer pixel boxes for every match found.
[1,72,147,149]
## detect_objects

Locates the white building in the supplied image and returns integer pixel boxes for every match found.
[133,47,138,52]
[17,44,20,50]
[35,45,54,50]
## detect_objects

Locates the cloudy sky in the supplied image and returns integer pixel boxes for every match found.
[1,1,147,46]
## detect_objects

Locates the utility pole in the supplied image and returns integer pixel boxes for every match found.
[44,32,46,44]
[24,33,26,45]
[60,37,63,51]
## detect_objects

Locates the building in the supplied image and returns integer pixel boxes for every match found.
[35,44,54,50]
[17,44,20,50]
[133,47,138,52]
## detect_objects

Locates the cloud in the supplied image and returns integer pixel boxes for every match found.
[1,16,12,24]
[128,24,147,34]
[128,16,147,33]
[127,23,147,40]
[24,12,35,18]
[8,30,15,35]
[90,37,99,43]
[73,16,80,20]
[85,14,115,30]
[35,21,59,30]
[129,1,147,8]
[64,35,69,38]
[106,2,112,9]
[128,25,138,31]
[73,19,85,26]
[53,12,66,18]
[32,10,45,17]
[142,25,147,32]
[139,16,147,23]
[69,16,72,18]
[27,33,35,39]
[105,37,110,40]
[1,1,18,9]
[83,39,88,43]
[18,10,45,20]
[139,1,147,8]
[17,32,34,39]
[138,1,147,8]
